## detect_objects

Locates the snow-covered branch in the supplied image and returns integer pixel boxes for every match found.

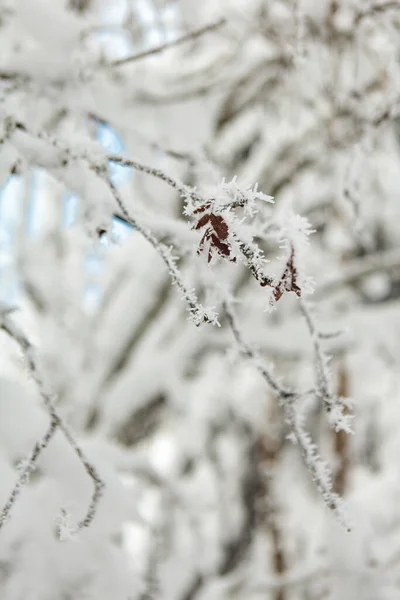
[104,176,218,326]
[224,302,350,529]
[299,299,353,434]
[0,416,59,529]
[2,0,400,596]
[0,312,104,536]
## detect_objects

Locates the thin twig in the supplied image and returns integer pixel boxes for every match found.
[111,19,226,67]
[299,299,333,411]
[0,314,105,535]
[230,233,274,288]
[108,154,203,204]
[108,155,276,289]
[6,121,216,326]
[224,302,350,529]
[224,303,293,399]
[0,417,59,529]
[102,175,217,326]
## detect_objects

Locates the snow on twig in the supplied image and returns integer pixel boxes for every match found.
[299,299,353,434]
[224,302,350,530]
[5,121,282,310]
[0,416,59,529]
[103,176,219,327]
[107,154,204,204]
[224,303,293,399]
[5,123,218,326]
[0,312,105,537]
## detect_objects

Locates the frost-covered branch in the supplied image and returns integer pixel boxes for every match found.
[0,313,105,536]
[108,154,203,203]
[103,176,218,327]
[299,299,353,434]
[224,303,293,399]
[108,162,277,290]
[2,0,400,595]
[3,122,217,325]
[4,121,295,309]
[0,416,58,529]
[282,399,349,529]
[224,302,350,529]
[299,299,333,407]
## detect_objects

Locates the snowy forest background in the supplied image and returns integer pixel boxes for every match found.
[1,0,400,598]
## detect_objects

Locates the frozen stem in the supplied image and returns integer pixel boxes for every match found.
[0,313,105,536]
[299,299,353,435]
[299,299,333,410]
[107,155,203,204]
[224,302,350,530]
[0,416,59,529]
[104,176,217,326]
[111,18,226,67]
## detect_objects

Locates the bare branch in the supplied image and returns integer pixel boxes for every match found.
[107,154,203,204]
[111,19,226,67]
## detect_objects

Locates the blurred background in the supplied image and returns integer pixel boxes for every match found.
[2,1,400,599]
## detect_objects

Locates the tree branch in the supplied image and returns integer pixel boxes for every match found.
[223,302,350,529]
[111,19,226,67]
[0,312,105,536]
[0,417,59,529]
[107,154,203,204]
[102,175,218,326]
[299,299,352,436]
